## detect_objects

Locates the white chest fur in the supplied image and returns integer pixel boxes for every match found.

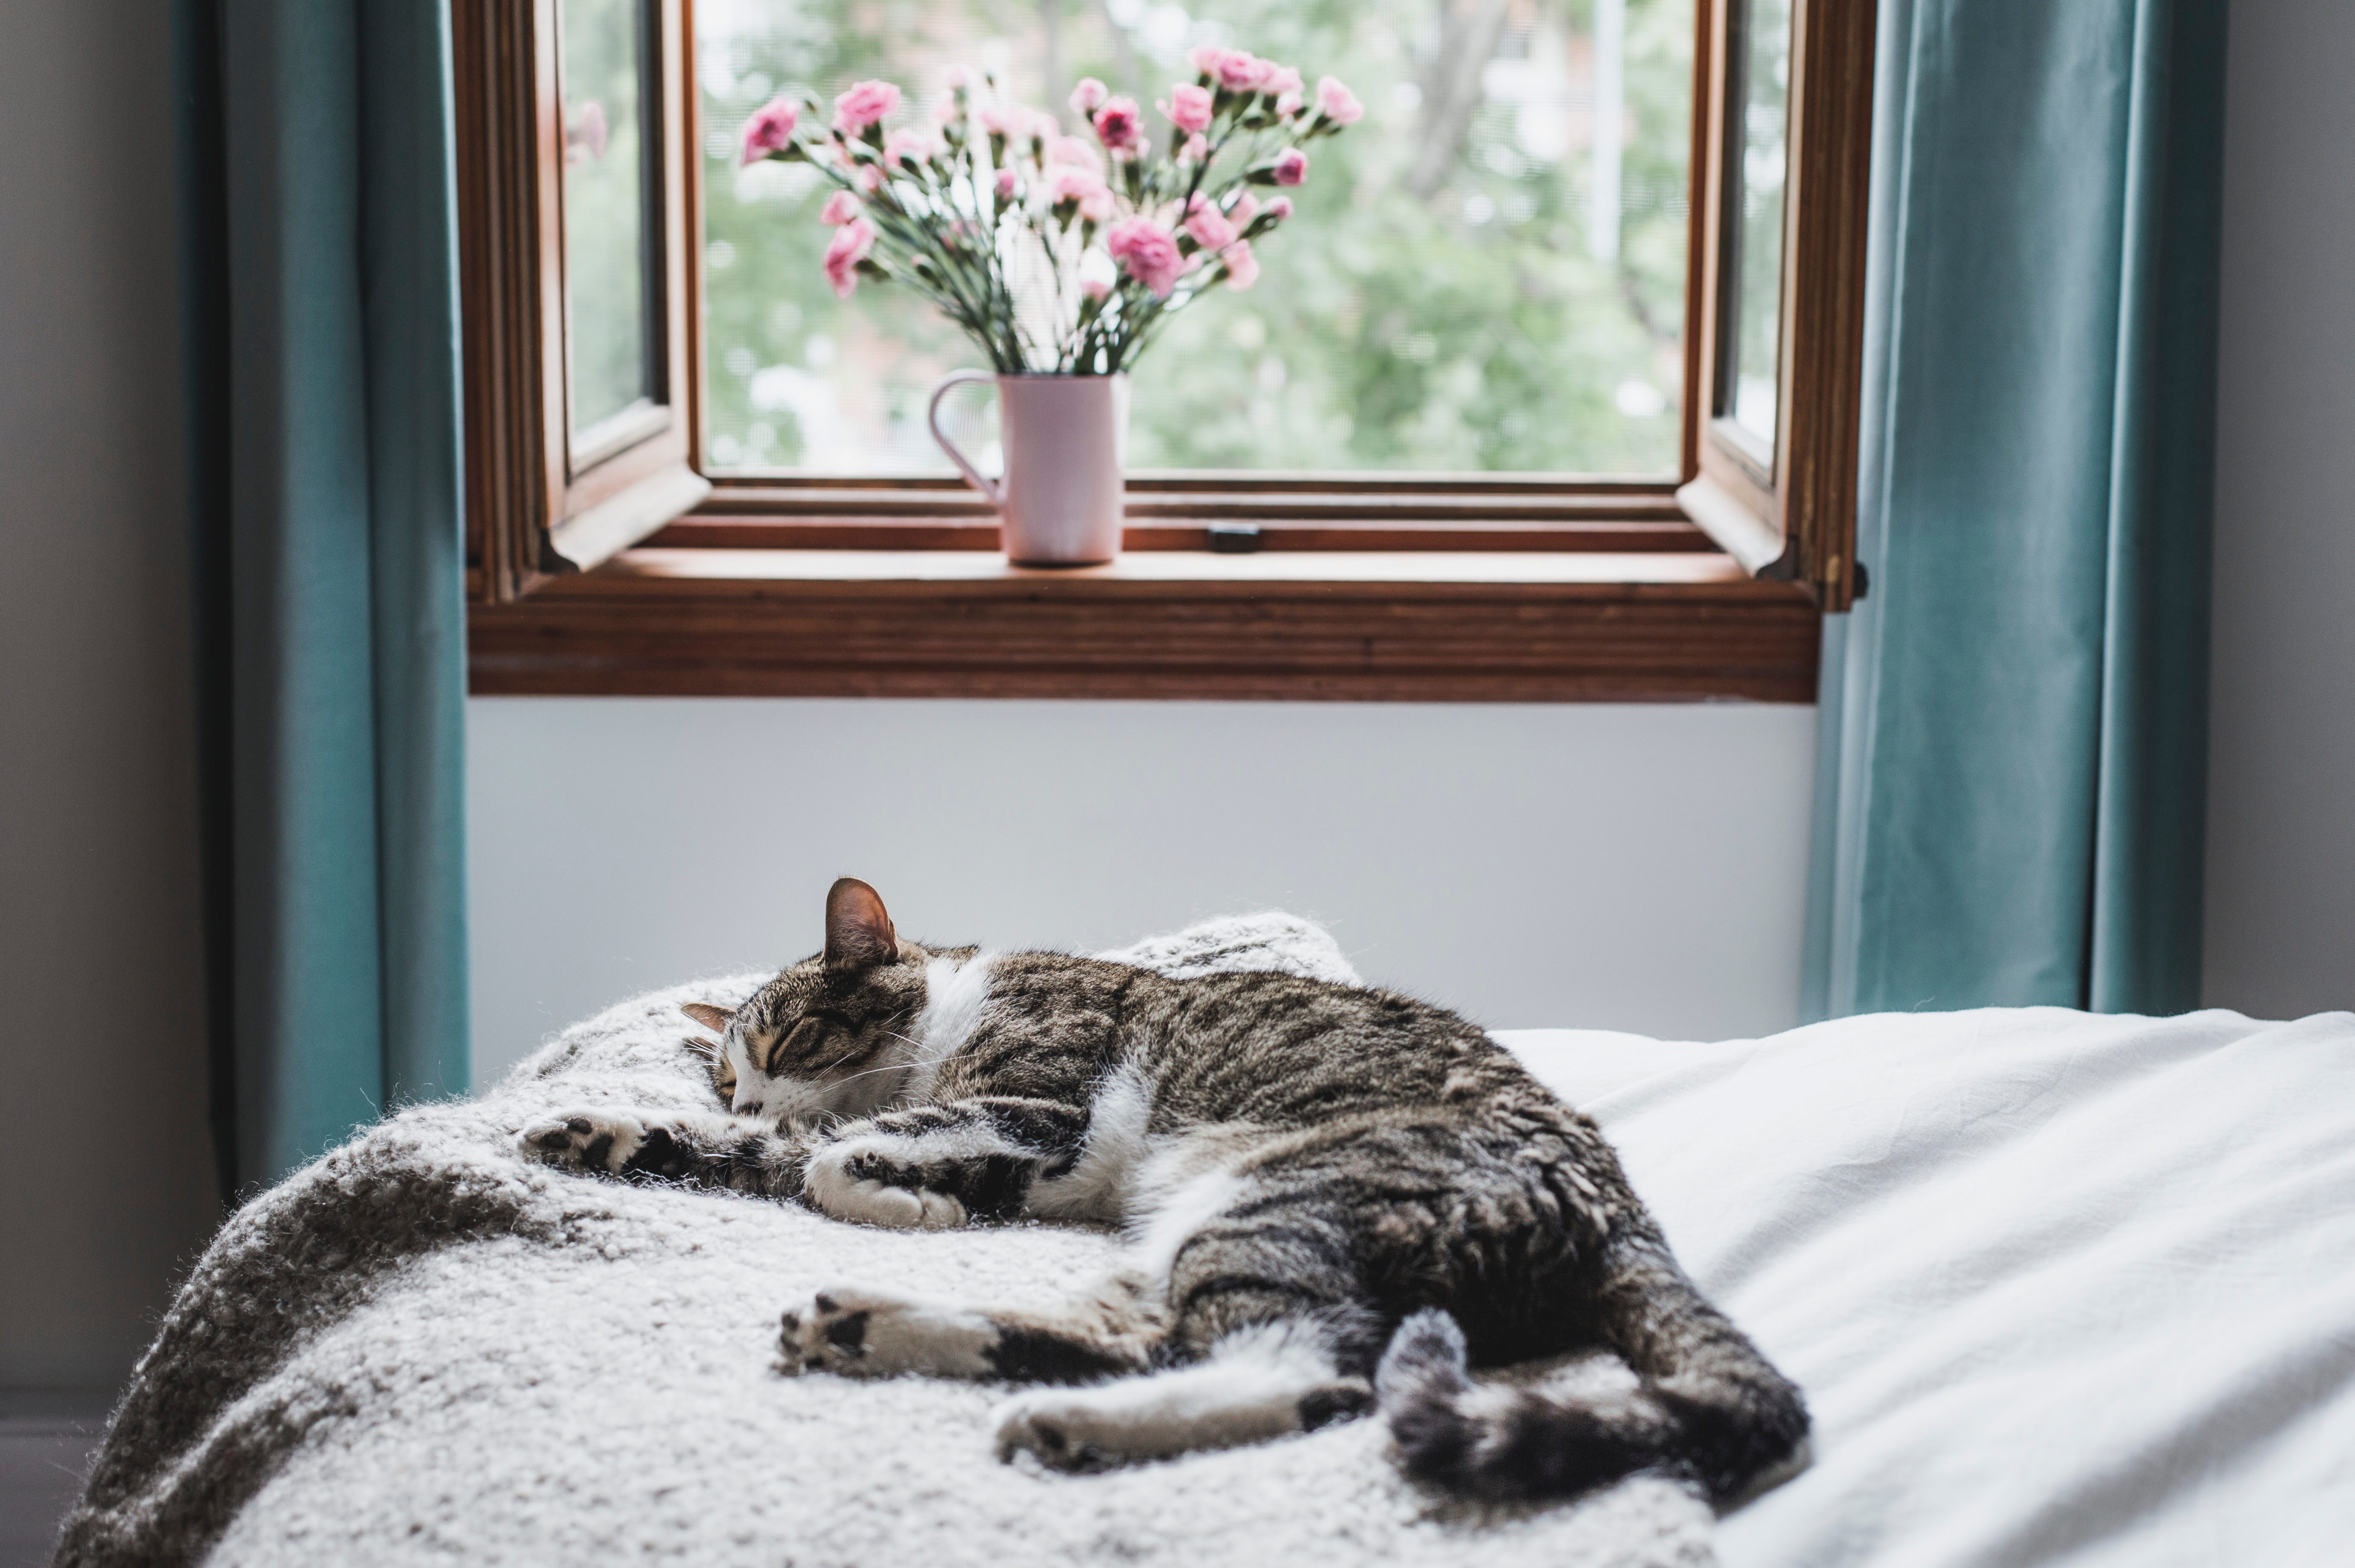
[901,953,996,1098]
[1026,1062,1153,1223]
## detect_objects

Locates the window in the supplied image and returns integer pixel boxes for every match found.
[696,0,1696,478]
[454,0,708,603]
[457,0,1872,696]
[1678,0,1873,606]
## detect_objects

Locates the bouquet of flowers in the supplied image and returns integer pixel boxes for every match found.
[738,48,1362,376]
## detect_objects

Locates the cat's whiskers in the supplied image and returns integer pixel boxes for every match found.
[819,1057,926,1094]
[798,1030,936,1097]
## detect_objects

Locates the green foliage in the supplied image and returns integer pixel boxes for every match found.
[696,0,1694,475]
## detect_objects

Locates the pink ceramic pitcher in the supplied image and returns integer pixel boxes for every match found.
[928,371,1128,566]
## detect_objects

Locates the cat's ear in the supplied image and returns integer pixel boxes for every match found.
[824,877,899,972]
[681,1002,733,1034]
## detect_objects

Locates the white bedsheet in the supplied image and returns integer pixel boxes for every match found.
[1499,1006,2355,1568]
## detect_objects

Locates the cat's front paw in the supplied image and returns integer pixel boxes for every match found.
[520,1110,690,1179]
[804,1146,968,1229]
[776,1287,995,1378]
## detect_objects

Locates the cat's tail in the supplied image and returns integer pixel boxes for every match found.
[1374,1302,1809,1504]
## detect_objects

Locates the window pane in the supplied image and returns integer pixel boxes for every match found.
[562,0,661,440]
[1722,0,1787,453]
[699,0,1695,476]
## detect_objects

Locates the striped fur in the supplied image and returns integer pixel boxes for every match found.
[523,880,1807,1502]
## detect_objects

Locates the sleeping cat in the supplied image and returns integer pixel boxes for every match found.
[522,879,1807,1501]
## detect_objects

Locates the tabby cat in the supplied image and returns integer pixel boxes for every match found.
[523,879,1807,1500]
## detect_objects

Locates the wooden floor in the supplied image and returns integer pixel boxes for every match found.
[0,1395,108,1568]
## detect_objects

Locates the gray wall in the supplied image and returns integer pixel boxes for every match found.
[2203,0,2355,1019]
[0,3,219,1388]
[467,699,1820,1079]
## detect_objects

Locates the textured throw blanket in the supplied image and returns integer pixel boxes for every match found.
[55,916,1714,1568]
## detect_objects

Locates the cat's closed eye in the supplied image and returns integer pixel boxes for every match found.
[768,1016,826,1072]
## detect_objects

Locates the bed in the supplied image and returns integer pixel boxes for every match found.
[52,916,2355,1566]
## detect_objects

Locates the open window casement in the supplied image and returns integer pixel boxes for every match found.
[1676,0,1875,612]
[454,0,710,605]
[459,0,1872,702]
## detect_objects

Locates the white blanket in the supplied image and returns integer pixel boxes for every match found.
[1507,1005,2355,1566]
[60,916,2355,1566]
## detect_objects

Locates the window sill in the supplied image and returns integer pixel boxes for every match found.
[467,549,1821,702]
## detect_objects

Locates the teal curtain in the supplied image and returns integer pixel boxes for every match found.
[181,0,471,1188]
[1802,0,2226,1018]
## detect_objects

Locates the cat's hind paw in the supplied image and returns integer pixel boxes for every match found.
[993,1390,1124,1473]
[519,1110,691,1180]
[776,1287,997,1378]
[993,1356,1370,1472]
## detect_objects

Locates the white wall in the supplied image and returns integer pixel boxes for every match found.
[468,699,1818,1078]
[2203,0,2355,1019]
[0,3,219,1388]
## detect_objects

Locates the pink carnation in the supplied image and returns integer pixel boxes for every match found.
[1048,135,1103,171]
[1220,239,1259,290]
[1183,197,1237,253]
[1181,133,1208,163]
[1105,215,1183,298]
[1227,190,1259,225]
[1049,165,1115,222]
[882,127,940,167]
[1264,195,1293,221]
[976,103,1016,138]
[819,189,862,225]
[1271,147,1308,186]
[1316,76,1363,126]
[1069,77,1108,116]
[943,64,972,90]
[855,164,885,194]
[1265,65,1303,99]
[1092,97,1142,153]
[829,79,900,134]
[569,101,609,165]
[832,80,902,135]
[1275,90,1303,118]
[1216,52,1272,92]
[822,216,876,298]
[993,167,1019,200]
[739,98,799,164]
[1187,44,1225,76]
[1161,83,1213,135]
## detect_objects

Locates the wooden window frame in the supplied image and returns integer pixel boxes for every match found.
[456,0,1874,698]
[1675,0,1876,611]
[454,0,709,605]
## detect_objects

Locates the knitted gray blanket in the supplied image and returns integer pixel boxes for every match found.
[53,915,1713,1568]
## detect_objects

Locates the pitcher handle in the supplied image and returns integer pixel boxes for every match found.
[928,369,1004,508]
